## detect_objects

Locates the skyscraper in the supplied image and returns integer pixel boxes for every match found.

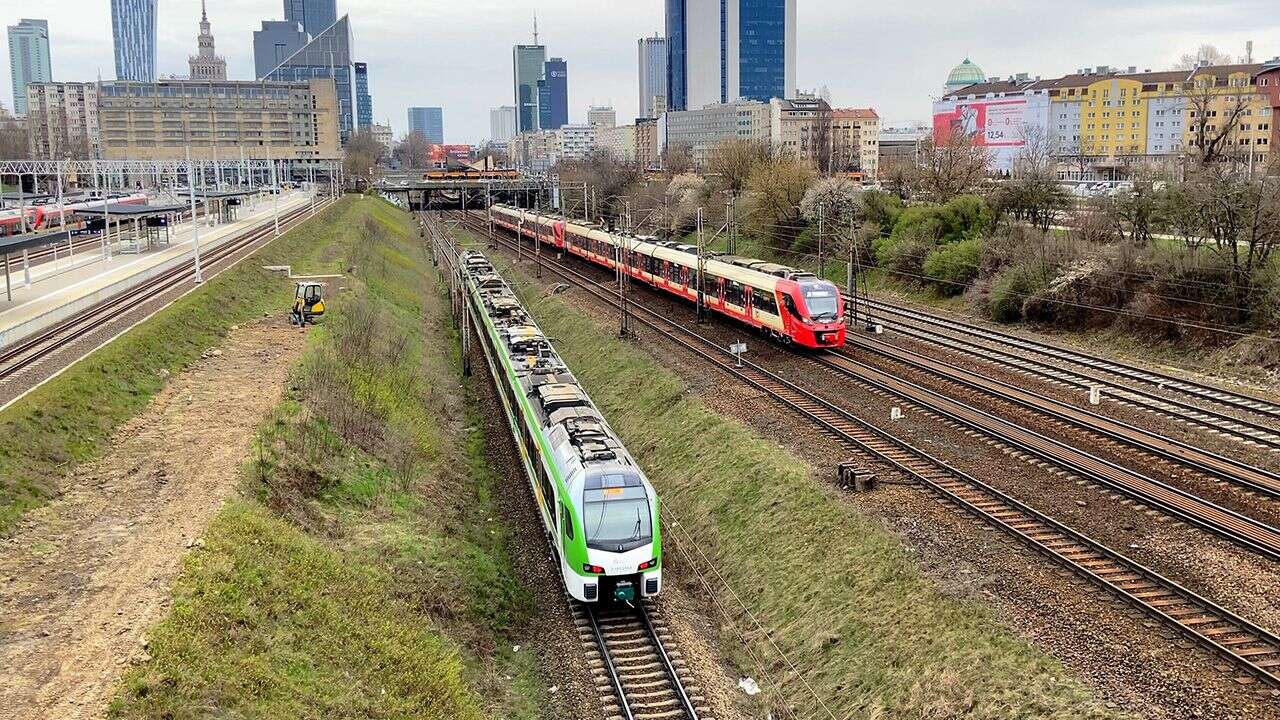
[283,0,337,38]
[354,62,372,130]
[111,0,157,83]
[264,15,357,141]
[253,20,310,80]
[513,43,547,132]
[7,18,51,116]
[408,107,444,144]
[638,34,668,119]
[490,106,518,142]
[665,0,796,111]
[188,1,227,81]
[537,58,568,131]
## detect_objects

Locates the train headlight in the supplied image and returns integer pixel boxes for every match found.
[638,559,658,571]
[583,563,606,574]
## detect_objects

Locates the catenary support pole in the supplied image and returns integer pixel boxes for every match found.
[187,148,204,283]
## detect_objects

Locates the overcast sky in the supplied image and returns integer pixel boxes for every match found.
[3,0,1277,144]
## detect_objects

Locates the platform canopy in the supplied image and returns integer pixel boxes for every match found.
[0,227,77,256]
[188,188,259,199]
[72,202,188,218]
[0,192,54,206]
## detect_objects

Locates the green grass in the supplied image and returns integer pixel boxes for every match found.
[109,199,545,718]
[493,255,1123,719]
[0,198,361,533]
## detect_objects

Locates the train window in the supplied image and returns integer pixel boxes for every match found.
[753,288,779,315]
[725,281,746,307]
[562,504,575,539]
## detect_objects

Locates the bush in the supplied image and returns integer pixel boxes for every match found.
[923,238,982,295]
[860,190,903,236]
[889,194,994,246]
[988,263,1054,323]
[874,224,937,285]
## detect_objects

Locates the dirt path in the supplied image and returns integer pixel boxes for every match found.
[0,317,306,720]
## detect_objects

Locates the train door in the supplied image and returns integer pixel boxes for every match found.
[554,221,566,249]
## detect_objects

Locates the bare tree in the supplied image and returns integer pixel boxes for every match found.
[912,132,991,201]
[343,129,384,186]
[992,125,1070,231]
[1174,44,1235,70]
[1186,80,1251,165]
[1161,165,1280,321]
[706,138,770,194]
[557,149,644,226]
[745,155,816,250]
[393,130,431,169]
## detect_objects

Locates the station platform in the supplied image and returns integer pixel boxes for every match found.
[0,190,314,349]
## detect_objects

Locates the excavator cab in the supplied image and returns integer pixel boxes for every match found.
[291,281,325,326]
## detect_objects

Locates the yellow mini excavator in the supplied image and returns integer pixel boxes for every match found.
[290,281,325,326]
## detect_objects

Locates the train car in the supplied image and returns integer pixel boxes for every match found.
[462,251,662,603]
[489,204,846,348]
[0,193,150,236]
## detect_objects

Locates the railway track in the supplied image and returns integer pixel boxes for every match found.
[576,602,707,720]
[807,349,1280,560]
[458,209,1280,690]
[854,296,1280,449]
[840,334,1280,496]
[0,198,329,384]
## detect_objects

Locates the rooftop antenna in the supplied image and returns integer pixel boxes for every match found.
[533,11,539,46]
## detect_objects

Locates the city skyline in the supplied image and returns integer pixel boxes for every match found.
[1,1,1277,143]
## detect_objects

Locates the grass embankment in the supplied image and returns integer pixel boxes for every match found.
[495,257,1121,719]
[109,199,545,718]
[0,198,355,532]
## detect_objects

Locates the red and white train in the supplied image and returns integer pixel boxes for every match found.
[490,205,846,349]
[0,193,149,238]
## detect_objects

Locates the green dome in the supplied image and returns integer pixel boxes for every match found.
[946,58,986,91]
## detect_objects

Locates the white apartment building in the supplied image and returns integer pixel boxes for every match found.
[595,124,637,163]
[557,123,597,161]
[26,82,100,159]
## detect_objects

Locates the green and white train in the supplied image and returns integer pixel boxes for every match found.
[462,251,661,603]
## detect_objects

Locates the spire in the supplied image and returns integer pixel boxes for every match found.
[201,0,208,22]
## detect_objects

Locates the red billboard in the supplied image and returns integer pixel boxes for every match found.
[932,98,1027,148]
[428,144,473,164]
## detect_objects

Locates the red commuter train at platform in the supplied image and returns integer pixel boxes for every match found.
[490,204,846,349]
[0,193,149,238]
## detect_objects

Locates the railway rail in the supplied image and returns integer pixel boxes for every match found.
[854,296,1280,448]
[807,349,1280,560]
[577,602,706,720]
[0,198,330,385]
[840,334,1280,498]
[460,208,1280,690]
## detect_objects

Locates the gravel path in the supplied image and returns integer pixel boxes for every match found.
[0,317,306,720]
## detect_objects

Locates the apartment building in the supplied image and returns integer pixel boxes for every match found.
[96,78,340,161]
[26,82,100,159]
[509,129,560,173]
[594,124,637,163]
[556,124,597,161]
[935,60,1277,173]
[830,108,880,180]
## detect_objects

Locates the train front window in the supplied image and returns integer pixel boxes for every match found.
[801,285,840,322]
[583,478,652,553]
